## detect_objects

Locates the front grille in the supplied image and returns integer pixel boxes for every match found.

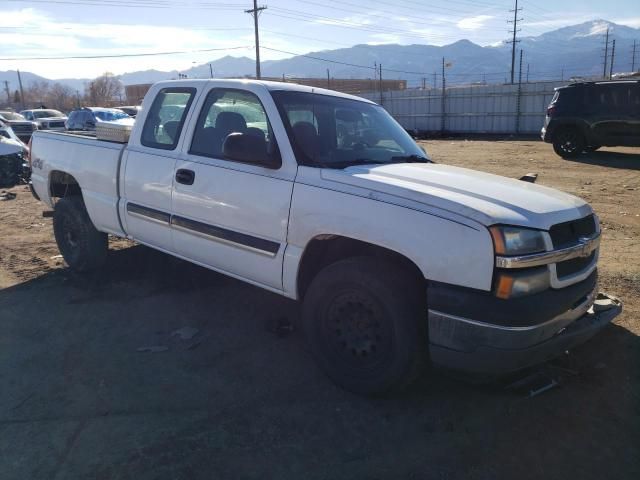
[48,121,66,128]
[549,214,596,249]
[557,251,596,278]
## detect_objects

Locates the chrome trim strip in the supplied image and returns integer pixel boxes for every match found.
[171,216,280,257]
[126,203,171,225]
[496,232,600,269]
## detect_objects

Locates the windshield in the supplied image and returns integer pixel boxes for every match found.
[271,90,427,168]
[33,110,64,119]
[0,112,26,121]
[94,110,131,121]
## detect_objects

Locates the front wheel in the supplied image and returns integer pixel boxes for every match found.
[302,257,425,395]
[53,196,108,272]
[552,128,585,158]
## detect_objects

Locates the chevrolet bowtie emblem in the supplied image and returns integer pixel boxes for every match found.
[577,236,593,257]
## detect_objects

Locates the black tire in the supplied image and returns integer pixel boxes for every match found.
[584,145,601,152]
[53,196,108,272]
[552,128,585,158]
[302,256,425,395]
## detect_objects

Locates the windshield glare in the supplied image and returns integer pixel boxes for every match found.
[33,110,64,119]
[272,91,426,168]
[0,112,26,121]
[94,110,130,121]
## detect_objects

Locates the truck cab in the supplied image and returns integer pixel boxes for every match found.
[29,79,622,395]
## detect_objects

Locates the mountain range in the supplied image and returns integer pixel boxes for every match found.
[1,19,638,92]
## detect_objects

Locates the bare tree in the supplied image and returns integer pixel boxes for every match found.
[23,80,50,108]
[86,72,123,107]
[48,83,77,112]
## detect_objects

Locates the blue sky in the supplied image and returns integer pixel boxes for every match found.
[1,0,638,79]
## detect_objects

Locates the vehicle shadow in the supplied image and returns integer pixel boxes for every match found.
[565,150,640,170]
[0,245,638,479]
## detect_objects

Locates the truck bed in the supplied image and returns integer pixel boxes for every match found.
[30,130,127,237]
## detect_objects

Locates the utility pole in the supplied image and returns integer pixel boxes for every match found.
[441,57,446,134]
[327,68,330,89]
[631,40,637,72]
[3,80,10,103]
[516,49,523,134]
[602,27,610,79]
[507,0,523,84]
[609,39,616,79]
[526,63,530,83]
[378,63,383,105]
[433,71,437,89]
[209,64,213,78]
[421,77,426,90]
[245,0,267,79]
[16,69,25,110]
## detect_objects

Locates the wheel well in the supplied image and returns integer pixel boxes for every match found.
[550,122,587,142]
[297,235,424,299]
[50,170,82,198]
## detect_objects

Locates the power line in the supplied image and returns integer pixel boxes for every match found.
[0,46,249,61]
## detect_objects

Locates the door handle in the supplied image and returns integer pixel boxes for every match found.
[175,169,195,185]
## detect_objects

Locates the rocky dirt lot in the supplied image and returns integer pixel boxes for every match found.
[0,140,638,479]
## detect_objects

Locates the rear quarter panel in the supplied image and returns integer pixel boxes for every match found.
[30,131,126,236]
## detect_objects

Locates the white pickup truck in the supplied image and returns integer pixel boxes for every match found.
[29,79,621,394]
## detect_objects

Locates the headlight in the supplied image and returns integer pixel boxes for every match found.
[495,267,550,299]
[31,122,38,130]
[489,225,546,256]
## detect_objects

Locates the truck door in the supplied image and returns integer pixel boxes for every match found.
[121,87,197,252]
[171,86,295,291]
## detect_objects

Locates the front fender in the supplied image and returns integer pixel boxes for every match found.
[285,182,494,296]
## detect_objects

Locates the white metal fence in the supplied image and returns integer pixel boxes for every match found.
[359,80,567,135]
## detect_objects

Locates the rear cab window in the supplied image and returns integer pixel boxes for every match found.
[141,87,196,150]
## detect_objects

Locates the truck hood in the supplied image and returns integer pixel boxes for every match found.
[321,163,592,229]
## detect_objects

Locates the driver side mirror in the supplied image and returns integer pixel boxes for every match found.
[222,132,279,168]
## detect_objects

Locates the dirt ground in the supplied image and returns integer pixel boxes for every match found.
[0,140,638,479]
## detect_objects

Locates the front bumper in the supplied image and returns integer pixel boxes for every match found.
[428,290,622,375]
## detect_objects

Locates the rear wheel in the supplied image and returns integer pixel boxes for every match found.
[53,196,108,272]
[552,128,585,158]
[302,256,425,395]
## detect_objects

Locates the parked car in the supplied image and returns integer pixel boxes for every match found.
[0,118,26,146]
[0,119,27,187]
[117,105,141,118]
[29,79,622,395]
[20,109,67,132]
[542,80,640,158]
[0,110,38,143]
[65,107,133,131]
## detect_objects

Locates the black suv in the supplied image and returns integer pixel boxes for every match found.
[542,80,640,158]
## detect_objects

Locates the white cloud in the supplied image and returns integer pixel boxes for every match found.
[0,8,255,79]
[457,15,494,31]
[612,17,640,28]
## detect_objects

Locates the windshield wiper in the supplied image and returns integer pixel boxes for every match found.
[389,154,432,164]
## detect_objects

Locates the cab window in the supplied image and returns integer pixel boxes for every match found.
[190,89,280,167]
[141,88,195,150]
